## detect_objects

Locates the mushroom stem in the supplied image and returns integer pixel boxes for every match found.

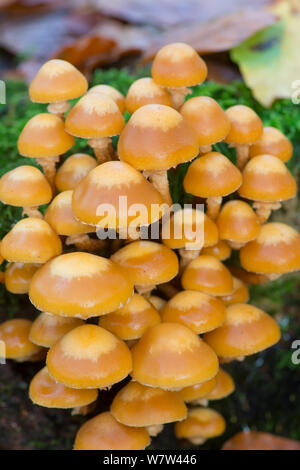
[189,436,206,446]
[143,170,172,206]
[199,145,212,155]
[146,424,164,437]
[227,240,245,250]
[179,248,201,271]
[167,86,192,110]
[135,284,155,299]
[88,137,115,164]
[267,273,281,281]
[192,398,209,407]
[66,233,106,252]
[253,201,281,224]
[206,196,222,220]
[47,101,71,119]
[37,156,60,189]
[22,206,43,219]
[157,282,179,299]
[220,356,245,364]
[71,403,96,416]
[236,144,249,170]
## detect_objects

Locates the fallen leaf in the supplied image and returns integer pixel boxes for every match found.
[222,431,300,450]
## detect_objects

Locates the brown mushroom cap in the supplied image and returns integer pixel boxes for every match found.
[4,262,39,294]
[30,312,84,348]
[181,255,234,296]
[131,322,219,389]
[0,319,43,360]
[222,431,300,450]
[1,218,62,264]
[238,155,297,202]
[111,241,179,287]
[152,43,207,88]
[55,153,97,192]
[203,368,235,400]
[201,240,232,261]
[118,104,199,171]
[29,59,88,103]
[88,85,126,113]
[18,114,74,158]
[178,376,217,403]
[216,200,260,244]
[221,277,249,306]
[204,303,281,358]
[180,96,230,145]
[249,126,293,162]
[224,105,263,145]
[126,78,172,114]
[74,411,150,450]
[29,366,98,409]
[29,252,134,319]
[161,290,226,334]
[240,223,300,275]
[111,381,187,427]
[184,152,242,198]
[175,407,226,441]
[47,324,132,389]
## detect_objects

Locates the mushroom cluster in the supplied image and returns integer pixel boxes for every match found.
[0,42,299,451]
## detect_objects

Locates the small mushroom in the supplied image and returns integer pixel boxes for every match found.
[221,277,249,305]
[125,77,172,114]
[201,240,232,261]
[4,262,39,294]
[88,84,126,113]
[55,153,97,192]
[29,312,83,348]
[0,319,44,362]
[151,43,207,109]
[249,126,293,162]
[174,407,226,445]
[178,377,218,404]
[201,368,235,405]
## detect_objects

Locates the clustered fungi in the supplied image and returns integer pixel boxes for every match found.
[0,42,299,450]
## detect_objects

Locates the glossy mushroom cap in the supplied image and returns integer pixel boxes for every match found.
[126,78,172,114]
[118,104,199,171]
[162,208,218,250]
[30,312,84,348]
[178,376,217,403]
[111,381,187,428]
[240,223,300,274]
[29,366,97,409]
[29,59,88,103]
[0,319,43,360]
[184,152,242,197]
[182,255,234,296]
[221,277,249,306]
[216,200,260,244]
[65,93,124,139]
[29,252,134,319]
[111,241,179,287]
[88,84,125,113]
[72,161,165,228]
[181,97,230,145]
[249,126,293,162]
[131,322,218,389]
[99,294,161,340]
[201,240,232,261]
[47,324,132,389]
[175,408,226,441]
[224,105,263,145]
[74,411,150,450]
[18,114,74,158]
[161,290,226,334]
[4,262,39,294]
[0,166,52,207]
[152,43,207,88]
[55,153,97,192]
[204,303,281,358]
[203,368,235,400]
[45,190,95,236]
[238,155,297,202]
[1,218,62,264]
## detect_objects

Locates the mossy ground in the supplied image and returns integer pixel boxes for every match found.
[0,68,299,449]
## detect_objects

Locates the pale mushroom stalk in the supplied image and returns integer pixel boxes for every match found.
[179,248,201,270]
[167,86,192,110]
[135,284,155,299]
[65,234,106,252]
[199,145,212,154]
[47,101,71,119]
[146,424,164,437]
[227,241,245,250]
[22,206,43,219]
[143,170,172,206]
[37,156,60,189]
[206,196,222,220]
[192,398,209,407]
[189,437,206,445]
[253,201,282,224]
[235,144,250,170]
[88,137,115,164]
[71,402,96,416]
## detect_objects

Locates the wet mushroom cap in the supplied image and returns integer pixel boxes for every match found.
[131,322,219,389]
[72,161,165,228]
[151,43,207,88]
[249,126,293,162]
[29,312,84,348]
[221,277,249,306]
[29,252,134,319]
[224,105,263,145]
[0,166,52,207]
[181,255,234,296]
[201,240,232,261]
[178,376,218,403]
[161,290,226,334]
[55,153,97,192]
[99,294,161,340]
[180,96,230,145]
[111,381,187,427]
[4,262,39,294]
[47,324,132,389]
[74,411,150,450]
[204,303,281,357]
[18,113,75,158]
[29,366,98,409]
[1,218,62,264]
[216,200,260,243]
[88,84,126,113]
[111,241,179,286]
[65,93,124,139]
[29,59,88,103]
[240,223,300,274]
[183,152,242,197]
[0,319,42,360]
[175,408,226,440]
[203,368,235,400]
[118,104,199,171]
[125,78,172,114]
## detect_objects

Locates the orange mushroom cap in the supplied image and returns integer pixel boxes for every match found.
[204,303,281,358]
[29,312,84,348]
[216,200,260,244]
[131,322,219,389]
[201,240,232,261]
[29,252,134,319]
[118,104,199,171]
[178,376,218,403]
[18,114,74,158]
[203,368,235,400]
[175,407,226,442]
[88,84,126,114]
[74,411,150,450]
[47,324,132,389]
[224,105,263,145]
[4,262,39,294]
[125,78,172,114]
[249,126,293,163]
[55,153,97,192]
[221,277,249,306]
[0,319,43,360]
[222,431,300,450]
